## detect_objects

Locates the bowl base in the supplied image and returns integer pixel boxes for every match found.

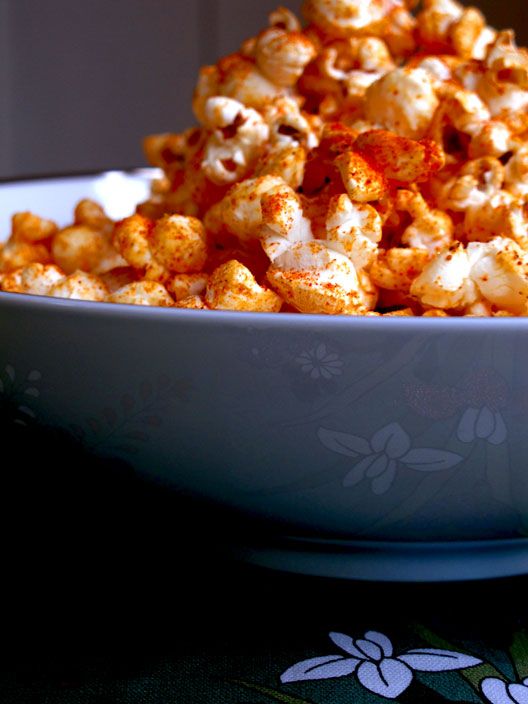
[231,535,528,582]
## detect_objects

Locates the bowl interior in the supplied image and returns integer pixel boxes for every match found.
[0,169,159,240]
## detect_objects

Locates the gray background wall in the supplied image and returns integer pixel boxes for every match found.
[0,0,524,178]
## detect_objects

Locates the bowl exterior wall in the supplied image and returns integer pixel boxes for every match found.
[1,299,527,543]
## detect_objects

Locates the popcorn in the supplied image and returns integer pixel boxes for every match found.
[255,144,307,189]
[262,97,320,149]
[267,240,366,314]
[504,146,528,198]
[52,225,125,275]
[410,243,478,309]
[0,240,51,272]
[205,175,313,245]
[416,0,495,60]
[302,0,403,39]
[175,294,208,309]
[364,68,439,139]
[47,271,109,302]
[477,32,528,117]
[255,26,317,86]
[468,236,528,313]
[370,247,430,292]
[201,97,269,185]
[334,150,387,202]
[353,129,444,182]
[206,259,282,312]
[0,263,64,295]
[396,189,454,252]
[11,212,58,242]
[113,213,207,280]
[109,281,174,307]
[194,54,284,118]
[167,273,209,301]
[325,193,381,268]
[4,1,528,318]
[383,6,416,58]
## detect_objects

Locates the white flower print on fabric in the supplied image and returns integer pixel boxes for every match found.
[481,677,528,704]
[457,407,507,445]
[318,422,463,495]
[281,630,482,700]
[295,343,343,380]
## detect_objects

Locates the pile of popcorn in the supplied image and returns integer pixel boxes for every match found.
[3,0,528,316]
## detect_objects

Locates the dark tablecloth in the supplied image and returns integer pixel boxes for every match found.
[1,413,527,704]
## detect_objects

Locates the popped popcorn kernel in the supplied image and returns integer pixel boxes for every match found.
[0,263,64,296]
[354,129,444,183]
[167,273,209,301]
[468,236,528,313]
[269,6,302,33]
[396,189,454,252]
[410,243,478,309]
[99,267,138,293]
[255,26,317,87]
[52,225,124,275]
[383,306,415,316]
[267,240,366,314]
[422,308,450,316]
[255,144,307,190]
[113,214,154,270]
[201,97,269,185]
[175,294,208,309]
[206,259,283,312]
[334,150,387,202]
[303,0,402,39]
[11,212,58,243]
[0,240,51,273]
[364,68,439,139]
[149,214,208,275]
[370,247,430,292]
[205,175,312,245]
[109,280,174,307]
[74,199,113,233]
[47,271,109,302]
[326,193,381,269]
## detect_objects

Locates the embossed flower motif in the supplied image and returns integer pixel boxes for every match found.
[295,343,343,380]
[457,406,507,445]
[318,422,463,495]
[281,630,482,700]
[0,364,41,425]
[406,367,510,446]
[481,677,528,704]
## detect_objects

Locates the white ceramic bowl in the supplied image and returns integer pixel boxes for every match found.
[1,171,527,581]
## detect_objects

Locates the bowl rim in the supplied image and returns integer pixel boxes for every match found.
[1,289,527,331]
[1,168,527,330]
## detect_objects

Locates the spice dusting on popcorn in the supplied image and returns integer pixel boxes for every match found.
[3,0,528,316]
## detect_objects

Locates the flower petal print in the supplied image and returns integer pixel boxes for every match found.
[406,369,510,446]
[295,343,344,380]
[281,630,482,700]
[457,406,508,445]
[318,423,463,495]
[481,677,528,704]
[371,423,411,458]
[357,659,413,699]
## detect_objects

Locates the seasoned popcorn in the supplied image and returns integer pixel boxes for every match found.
[3,1,528,317]
[205,259,282,311]
[108,280,174,307]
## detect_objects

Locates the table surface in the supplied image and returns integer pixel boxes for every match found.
[1,408,527,704]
